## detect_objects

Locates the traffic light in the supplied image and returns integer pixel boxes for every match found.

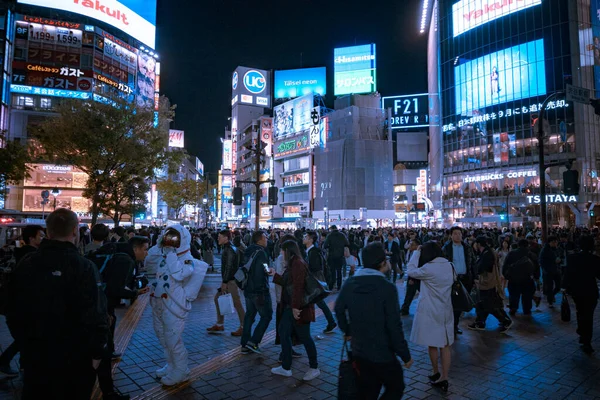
[268,186,278,205]
[591,98,600,116]
[233,187,242,205]
[590,209,596,217]
[563,169,580,196]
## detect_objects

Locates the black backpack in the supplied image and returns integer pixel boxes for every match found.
[506,256,535,283]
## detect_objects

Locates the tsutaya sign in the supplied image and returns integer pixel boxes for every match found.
[527,194,578,204]
[463,170,537,183]
[452,0,542,37]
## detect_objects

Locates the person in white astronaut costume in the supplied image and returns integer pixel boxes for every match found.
[146,224,207,386]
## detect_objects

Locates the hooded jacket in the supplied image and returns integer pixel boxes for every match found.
[334,268,411,364]
[243,244,270,295]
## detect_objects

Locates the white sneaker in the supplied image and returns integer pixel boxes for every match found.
[303,368,321,381]
[271,366,292,377]
[155,365,170,378]
[160,371,190,386]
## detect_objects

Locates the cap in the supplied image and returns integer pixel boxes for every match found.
[362,242,389,269]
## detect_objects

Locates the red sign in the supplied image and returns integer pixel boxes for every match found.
[22,15,82,29]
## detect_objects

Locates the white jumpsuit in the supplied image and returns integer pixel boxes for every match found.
[146,225,208,384]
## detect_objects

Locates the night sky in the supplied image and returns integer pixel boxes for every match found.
[156,0,428,175]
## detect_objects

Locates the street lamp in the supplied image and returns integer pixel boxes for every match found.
[203,196,208,228]
[51,187,61,210]
[323,206,329,229]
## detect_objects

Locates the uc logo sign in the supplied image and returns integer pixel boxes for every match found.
[243,70,266,94]
[232,71,238,90]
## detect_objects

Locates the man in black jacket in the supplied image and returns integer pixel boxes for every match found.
[324,225,349,291]
[303,231,336,334]
[6,209,109,400]
[562,235,600,354]
[240,231,273,354]
[539,236,562,307]
[502,239,540,315]
[207,230,245,336]
[442,227,477,334]
[335,242,413,399]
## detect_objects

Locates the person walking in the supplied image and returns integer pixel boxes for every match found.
[335,242,413,399]
[240,231,273,354]
[269,240,320,381]
[407,242,454,393]
[502,239,539,315]
[401,238,422,315]
[207,230,245,336]
[5,209,109,400]
[468,236,513,333]
[323,225,349,292]
[539,236,562,307]
[385,232,402,282]
[562,235,600,354]
[442,227,476,334]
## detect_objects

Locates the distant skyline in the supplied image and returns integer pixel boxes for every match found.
[156,0,429,175]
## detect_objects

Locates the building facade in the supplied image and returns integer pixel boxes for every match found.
[427,0,600,228]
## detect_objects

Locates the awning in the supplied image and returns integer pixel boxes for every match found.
[267,217,298,223]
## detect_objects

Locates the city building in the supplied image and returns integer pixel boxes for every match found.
[0,0,159,221]
[424,0,600,228]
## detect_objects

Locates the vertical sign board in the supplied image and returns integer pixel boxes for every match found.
[416,169,427,203]
[222,139,232,170]
[231,66,271,108]
[333,44,376,96]
[309,106,321,148]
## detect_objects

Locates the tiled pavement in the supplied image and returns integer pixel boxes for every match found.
[2,255,600,399]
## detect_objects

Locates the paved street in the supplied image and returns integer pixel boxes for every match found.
[2,254,600,399]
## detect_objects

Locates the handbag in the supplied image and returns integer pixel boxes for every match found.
[561,292,571,322]
[217,293,235,315]
[451,263,475,313]
[301,265,330,308]
[337,339,359,400]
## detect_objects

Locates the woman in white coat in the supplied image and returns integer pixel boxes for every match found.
[407,241,454,393]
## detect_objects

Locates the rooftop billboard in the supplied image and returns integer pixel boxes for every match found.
[274,67,326,99]
[452,0,541,37]
[333,44,376,96]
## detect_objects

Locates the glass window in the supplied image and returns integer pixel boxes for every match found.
[40,98,52,110]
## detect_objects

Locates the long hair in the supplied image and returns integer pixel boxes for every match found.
[281,239,304,268]
[418,241,444,268]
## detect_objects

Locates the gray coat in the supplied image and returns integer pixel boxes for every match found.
[407,251,455,348]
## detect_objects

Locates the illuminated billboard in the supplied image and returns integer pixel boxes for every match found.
[168,129,184,148]
[231,66,271,108]
[382,94,431,130]
[222,139,232,170]
[17,0,157,48]
[274,67,326,99]
[334,44,376,96]
[592,0,600,97]
[452,0,541,37]
[137,52,156,108]
[454,39,546,115]
[273,93,313,139]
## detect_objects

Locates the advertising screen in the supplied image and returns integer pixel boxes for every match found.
[222,139,232,170]
[454,39,546,115]
[273,93,313,139]
[274,67,326,99]
[232,66,271,108]
[137,51,156,108]
[592,0,600,96]
[452,0,541,37]
[274,134,309,159]
[334,44,376,96]
[382,94,431,130]
[17,0,157,49]
[168,129,184,148]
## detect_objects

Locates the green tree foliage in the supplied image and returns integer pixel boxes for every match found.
[156,178,205,219]
[0,133,32,203]
[31,96,185,224]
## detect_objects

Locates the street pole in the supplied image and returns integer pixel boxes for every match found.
[537,92,563,245]
[506,191,510,226]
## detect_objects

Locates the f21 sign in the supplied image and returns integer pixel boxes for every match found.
[382,94,430,130]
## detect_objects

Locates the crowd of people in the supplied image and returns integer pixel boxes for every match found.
[1,213,599,399]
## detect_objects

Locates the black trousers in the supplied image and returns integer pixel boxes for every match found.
[508,280,536,314]
[573,297,598,346]
[355,357,405,400]
[453,275,473,329]
[0,340,19,367]
[328,257,344,290]
[23,359,96,400]
[107,304,117,354]
[401,279,420,312]
[475,289,512,327]
[542,271,562,304]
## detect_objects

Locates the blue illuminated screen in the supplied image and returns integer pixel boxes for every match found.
[454,39,546,115]
[274,67,326,99]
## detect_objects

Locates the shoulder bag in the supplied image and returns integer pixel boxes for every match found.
[451,263,475,313]
[337,338,359,400]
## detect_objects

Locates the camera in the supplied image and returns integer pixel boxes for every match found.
[135,275,149,290]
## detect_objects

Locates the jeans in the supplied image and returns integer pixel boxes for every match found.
[573,297,598,346]
[328,257,345,290]
[0,340,19,367]
[241,292,273,346]
[355,356,405,400]
[542,271,562,304]
[316,299,335,325]
[475,289,512,327]
[453,276,473,329]
[401,279,420,312]
[214,281,245,326]
[279,308,318,370]
[508,280,535,314]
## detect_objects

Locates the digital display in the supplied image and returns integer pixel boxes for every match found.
[454,39,546,115]
[11,84,91,99]
[168,129,184,148]
[382,94,431,129]
[17,0,157,48]
[231,66,271,108]
[334,44,376,96]
[452,0,541,37]
[223,139,232,170]
[273,93,313,139]
[591,0,600,97]
[274,67,326,99]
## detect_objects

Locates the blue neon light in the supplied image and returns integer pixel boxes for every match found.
[10,84,91,99]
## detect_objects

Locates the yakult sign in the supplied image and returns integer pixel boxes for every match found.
[452,0,541,37]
